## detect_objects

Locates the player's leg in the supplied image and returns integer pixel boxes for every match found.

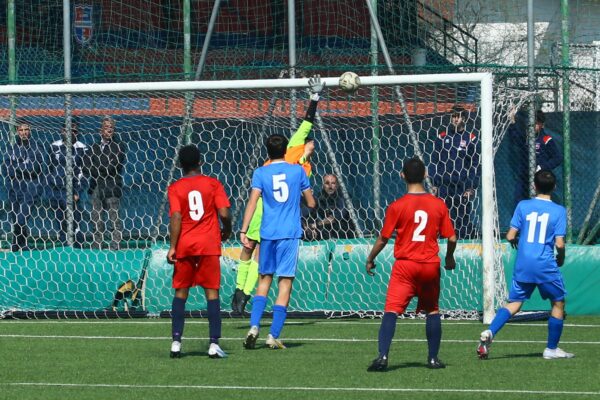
[106,196,122,250]
[90,193,103,248]
[477,280,528,359]
[196,255,227,358]
[539,279,573,359]
[233,242,256,314]
[170,257,194,358]
[368,261,414,372]
[233,199,262,313]
[12,201,30,251]
[416,262,445,368]
[266,276,294,349]
[244,239,275,349]
[265,238,300,349]
[241,245,260,310]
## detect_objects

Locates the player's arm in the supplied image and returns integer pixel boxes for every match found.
[302,188,316,209]
[166,186,181,264]
[365,235,389,276]
[168,212,181,264]
[240,188,262,248]
[555,236,566,267]
[366,204,398,276]
[506,227,519,249]
[218,207,232,241]
[444,235,457,270]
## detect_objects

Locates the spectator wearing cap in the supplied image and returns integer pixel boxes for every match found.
[428,107,480,239]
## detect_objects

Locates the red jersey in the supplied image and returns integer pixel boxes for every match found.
[380,193,455,263]
[168,174,230,257]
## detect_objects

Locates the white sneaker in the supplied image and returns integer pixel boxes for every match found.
[265,333,286,349]
[543,347,574,359]
[208,343,227,359]
[170,341,182,358]
[243,326,259,349]
[477,329,493,359]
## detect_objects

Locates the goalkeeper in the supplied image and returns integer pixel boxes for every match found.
[231,75,325,314]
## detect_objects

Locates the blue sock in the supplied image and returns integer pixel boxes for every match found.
[547,316,564,349]
[250,295,267,328]
[378,312,397,358]
[171,297,186,342]
[489,307,512,336]
[426,313,442,359]
[270,305,287,339]
[206,298,221,344]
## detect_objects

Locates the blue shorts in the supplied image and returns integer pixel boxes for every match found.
[258,238,300,277]
[508,278,567,302]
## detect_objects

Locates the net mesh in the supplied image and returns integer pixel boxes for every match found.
[0,76,530,318]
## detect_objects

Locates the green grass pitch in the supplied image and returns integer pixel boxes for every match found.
[1,317,599,400]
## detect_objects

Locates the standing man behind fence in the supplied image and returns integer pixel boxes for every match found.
[2,123,45,251]
[85,116,125,250]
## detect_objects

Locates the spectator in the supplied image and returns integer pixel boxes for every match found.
[303,174,355,241]
[85,117,125,250]
[428,107,480,239]
[2,123,45,251]
[47,119,88,246]
[508,109,562,205]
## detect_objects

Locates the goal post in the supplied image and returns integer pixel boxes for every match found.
[0,73,520,322]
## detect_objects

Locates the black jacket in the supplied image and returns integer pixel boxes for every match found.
[85,139,125,199]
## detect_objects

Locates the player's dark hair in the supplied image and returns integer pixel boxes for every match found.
[536,110,545,124]
[402,157,426,184]
[451,106,466,119]
[534,169,556,194]
[178,144,202,173]
[266,134,288,159]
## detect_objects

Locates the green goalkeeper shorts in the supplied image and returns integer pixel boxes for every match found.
[246,197,263,243]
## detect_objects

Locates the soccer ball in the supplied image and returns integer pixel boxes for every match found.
[339,71,360,93]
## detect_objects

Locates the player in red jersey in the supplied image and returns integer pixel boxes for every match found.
[167,145,232,359]
[365,158,457,372]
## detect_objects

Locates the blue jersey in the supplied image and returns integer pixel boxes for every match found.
[510,198,567,283]
[251,161,310,240]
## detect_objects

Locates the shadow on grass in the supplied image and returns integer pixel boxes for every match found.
[484,352,541,360]
[389,361,429,370]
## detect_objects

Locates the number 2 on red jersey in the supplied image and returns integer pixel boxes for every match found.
[412,210,428,242]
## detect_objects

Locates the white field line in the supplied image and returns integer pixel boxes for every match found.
[1,382,599,396]
[2,320,600,328]
[0,334,599,345]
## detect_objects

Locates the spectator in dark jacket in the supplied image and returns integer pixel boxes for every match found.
[508,109,561,205]
[428,107,480,239]
[2,123,45,251]
[85,116,125,250]
[303,174,355,241]
[47,120,88,246]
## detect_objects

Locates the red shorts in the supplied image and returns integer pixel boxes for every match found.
[172,255,221,290]
[384,260,440,314]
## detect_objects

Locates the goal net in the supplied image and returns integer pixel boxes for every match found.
[0,74,530,322]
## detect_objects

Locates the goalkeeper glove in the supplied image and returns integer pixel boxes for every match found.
[308,74,325,100]
[508,238,518,250]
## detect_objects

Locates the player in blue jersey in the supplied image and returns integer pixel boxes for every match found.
[477,169,573,360]
[239,134,316,349]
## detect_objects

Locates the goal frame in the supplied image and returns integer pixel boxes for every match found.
[0,72,496,323]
